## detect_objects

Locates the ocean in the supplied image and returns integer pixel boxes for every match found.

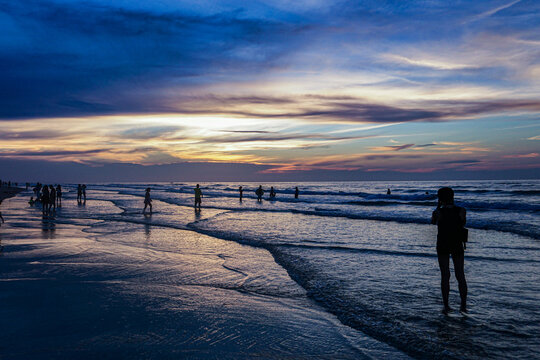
[3,180,539,358]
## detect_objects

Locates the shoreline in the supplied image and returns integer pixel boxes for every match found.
[0,193,407,359]
[0,187,24,202]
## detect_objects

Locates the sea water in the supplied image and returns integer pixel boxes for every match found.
[15,181,540,358]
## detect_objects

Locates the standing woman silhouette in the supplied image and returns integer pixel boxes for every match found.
[431,187,468,313]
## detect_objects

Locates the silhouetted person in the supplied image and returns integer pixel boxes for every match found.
[82,184,87,202]
[56,185,62,207]
[143,188,152,214]
[194,184,202,208]
[431,187,468,314]
[42,185,50,214]
[29,197,35,206]
[35,183,42,201]
[77,184,82,203]
[269,186,276,199]
[255,185,264,202]
[239,186,243,201]
[387,188,391,195]
[294,187,299,199]
[0,200,4,226]
[49,185,56,212]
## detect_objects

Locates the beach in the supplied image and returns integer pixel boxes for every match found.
[1,181,539,359]
[0,191,404,359]
[0,186,24,202]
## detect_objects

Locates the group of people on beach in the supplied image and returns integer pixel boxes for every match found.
[141,184,468,314]
[4,181,469,314]
[30,183,63,214]
[76,184,87,203]
[143,184,302,212]
[27,183,88,214]
[0,180,18,187]
[253,185,299,202]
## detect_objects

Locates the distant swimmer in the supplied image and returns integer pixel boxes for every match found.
[239,186,243,201]
[269,186,276,199]
[255,185,264,202]
[143,187,152,214]
[387,188,391,195]
[194,184,203,208]
[431,187,468,314]
[294,187,299,199]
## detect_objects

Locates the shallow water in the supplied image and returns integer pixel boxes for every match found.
[2,180,539,359]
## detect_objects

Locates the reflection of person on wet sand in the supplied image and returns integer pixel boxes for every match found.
[143,187,152,214]
[431,187,468,314]
[194,184,203,208]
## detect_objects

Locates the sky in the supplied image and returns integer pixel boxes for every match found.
[1,0,539,181]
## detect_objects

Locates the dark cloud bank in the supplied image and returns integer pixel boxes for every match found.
[1,159,538,183]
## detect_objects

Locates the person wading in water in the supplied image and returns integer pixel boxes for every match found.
[431,187,468,314]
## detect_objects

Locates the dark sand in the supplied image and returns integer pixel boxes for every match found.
[0,193,407,359]
[0,187,24,202]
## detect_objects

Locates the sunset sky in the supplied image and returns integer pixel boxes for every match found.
[1,0,539,181]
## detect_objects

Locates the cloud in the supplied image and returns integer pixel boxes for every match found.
[0,130,71,140]
[382,54,478,70]
[164,95,540,124]
[0,0,313,119]
[443,159,482,164]
[0,149,107,157]
[468,0,522,23]
[503,152,539,158]
[369,144,415,151]
[527,135,540,140]
[118,126,184,140]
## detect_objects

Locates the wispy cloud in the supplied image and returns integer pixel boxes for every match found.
[382,54,478,70]
[369,144,416,152]
[503,152,539,158]
[468,0,522,23]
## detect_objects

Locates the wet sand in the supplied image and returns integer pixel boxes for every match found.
[0,193,407,359]
[0,187,24,202]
